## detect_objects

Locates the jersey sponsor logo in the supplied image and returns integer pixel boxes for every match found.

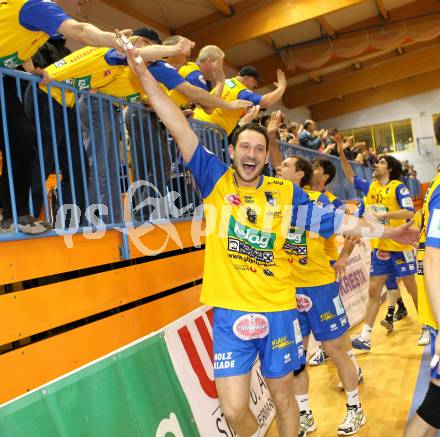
[246,207,257,224]
[299,258,307,265]
[315,200,324,208]
[243,195,254,204]
[284,353,292,364]
[229,216,275,250]
[198,74,206,85]
[427,209,440,239]
[293,318,303,344]
[400,186,410,196]
[213,352,235,370]
[417,260,424,275]
[0,52,22,68]
[340,316,348,326]
[233,314,269,340]
[320,311,336,322]
[296,294,312,312]
[333,296,345,316]
[225,78,236,88]
[263,268,274,276]
[231,263,257,273]
[401,197,413,208]
[225,193,241,206]
[163,62,176,70]
[376,250,391,261]
[264,191,280,206]
[74,75,92,90]
[272,336,294,350]
[54,59,66,68]
[104,69,112,76]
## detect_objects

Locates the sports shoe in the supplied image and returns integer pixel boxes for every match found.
[418,328,430,346]
[337,404,366,435]
[393,305,408,321]
[380,315,394,332]
[338,367,364,390]
[351,336,371,352]
[299,410,317,437]
[0,215,51,235]
[308,346,329,366]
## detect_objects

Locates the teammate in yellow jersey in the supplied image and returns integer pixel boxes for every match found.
[164,39,226,109]
[0,0,130,234]
[267,112,365,436]
[405,170,440,436]
[194,65,287,136]
[23,31,193,221]
[337,138,417,352]
[125,45,417,437]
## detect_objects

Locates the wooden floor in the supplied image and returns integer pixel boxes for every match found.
[266,296,424,436]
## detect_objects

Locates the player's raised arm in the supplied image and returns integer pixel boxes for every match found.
[267,110,284,169]
[126,47,198,163]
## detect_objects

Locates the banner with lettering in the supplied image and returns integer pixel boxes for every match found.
[307,240,371,355]
[163,306,275,437]
[339,240,371,326]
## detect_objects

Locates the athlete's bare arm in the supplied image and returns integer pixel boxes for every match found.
[267,110,284,168]
[260,69,287,108]
[126,47,198,163]
[336,135,355,184]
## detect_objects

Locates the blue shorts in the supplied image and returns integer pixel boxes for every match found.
[213,308,305,379]
[385,275,398,290]
[296,282,350,342]
[428,326,440,380]
[370,249,416,278]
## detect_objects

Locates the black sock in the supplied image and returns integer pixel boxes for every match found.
[387,306,395,318]
[397,298,406,309]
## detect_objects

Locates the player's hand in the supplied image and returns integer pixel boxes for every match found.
[239,105,260,125]
[332,256,348,278]
[33,67,51,85]
[213,59,225,83]
[385,220,419,247]
[182,109,194,118]
[343,234,362,245]
[173,37,195,56]
[125,45,148,78]
[274,69,287,89]
[267,110,284,136]
[335,134,344,155]
[114,29,133,53]
[229,99,253,110]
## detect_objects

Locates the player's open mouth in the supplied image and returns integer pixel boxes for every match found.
[242,161,257,174]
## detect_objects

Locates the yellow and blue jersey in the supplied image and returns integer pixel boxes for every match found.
[193,77,262,135]
[98,60,186,104]
[354,175,414,251]
[284,188,336,287]
[41,47,129,107]
[417,173,440,330]
[167,61,209,107]
[0,0,70,68]
[185,144,339,312]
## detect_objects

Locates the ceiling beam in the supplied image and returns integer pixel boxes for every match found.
[249,0,438,87]
[308,72,322,83]
[316,16,336,37]
[208,0,232,16]
[184,0,366,49]
[99,0,170,34]
[259,34,277,49]
[284,42,440,108]
[310,68,440,120]
[176,0,267,36]
[375,0,389,19]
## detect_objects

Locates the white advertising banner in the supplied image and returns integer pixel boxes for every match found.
[164,307,275,437]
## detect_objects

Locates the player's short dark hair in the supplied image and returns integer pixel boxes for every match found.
[313,158,336,185]
[293,155,312,187]
[231,123,269,150]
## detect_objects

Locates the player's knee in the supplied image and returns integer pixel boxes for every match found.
[221,402,249,426]
[417,382,440,429]
[270,387,294,414]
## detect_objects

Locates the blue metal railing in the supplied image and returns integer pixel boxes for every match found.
[0,66,421,252]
